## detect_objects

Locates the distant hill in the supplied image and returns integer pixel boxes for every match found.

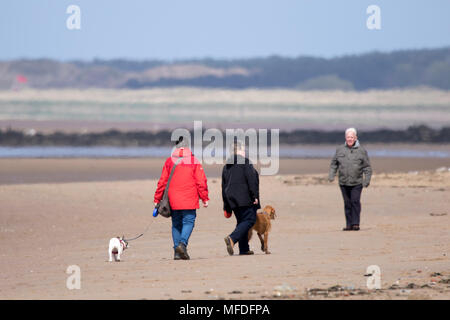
[1,47,449,90]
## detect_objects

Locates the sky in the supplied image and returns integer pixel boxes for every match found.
[1,0,449,61]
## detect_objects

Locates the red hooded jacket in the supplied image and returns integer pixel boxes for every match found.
[154,148,209,210]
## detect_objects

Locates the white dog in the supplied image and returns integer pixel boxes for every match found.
[108,236,129,262]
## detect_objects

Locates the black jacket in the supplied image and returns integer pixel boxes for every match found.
[222,155,260,212]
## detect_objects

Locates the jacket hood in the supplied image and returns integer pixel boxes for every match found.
[170,147,201,165]
[171,147,193,158]
[345,140,360,149]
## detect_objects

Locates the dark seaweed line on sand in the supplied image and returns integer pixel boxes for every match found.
[1,125,449,146]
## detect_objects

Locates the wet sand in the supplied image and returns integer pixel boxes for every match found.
[1,157,449,185]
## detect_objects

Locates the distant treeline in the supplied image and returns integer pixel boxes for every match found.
[123,48,450,90]
[1,125,449,146]
[1,47,449,90]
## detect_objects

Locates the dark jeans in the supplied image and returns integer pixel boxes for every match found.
[339,184,363,227]
[171,209,196,249]
[229,206,257,254]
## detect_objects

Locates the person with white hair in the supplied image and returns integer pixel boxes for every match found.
[329,128,372,231]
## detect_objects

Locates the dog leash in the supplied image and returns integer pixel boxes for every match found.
[125,156,182,242]
[123,220,152,242]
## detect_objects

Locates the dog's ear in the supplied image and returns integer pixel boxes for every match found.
[271,207,276,219]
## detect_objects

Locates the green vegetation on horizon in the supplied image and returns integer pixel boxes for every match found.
[1,47,449,90]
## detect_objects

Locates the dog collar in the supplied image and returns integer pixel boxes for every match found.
[118,238,127,249]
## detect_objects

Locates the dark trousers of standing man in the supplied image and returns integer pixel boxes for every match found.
[229,206,257,254]
[339,184,363,227]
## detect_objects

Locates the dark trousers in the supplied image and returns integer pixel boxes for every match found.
[229,206,257,254]
[339,184,363,227]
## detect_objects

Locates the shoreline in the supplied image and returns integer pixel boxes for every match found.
[0,143,449,159]
[1,157,449,185]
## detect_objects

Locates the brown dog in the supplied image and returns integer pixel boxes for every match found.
[248,205,276,254]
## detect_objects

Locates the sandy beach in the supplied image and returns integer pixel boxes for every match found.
[2,0,449,304]
[0,158,449,300]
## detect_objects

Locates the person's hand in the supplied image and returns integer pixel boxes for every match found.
[224,210,232,218]
[203,200,209,207]
[253,198,259,205]
[363,182,370,188]
[154,202,158,207]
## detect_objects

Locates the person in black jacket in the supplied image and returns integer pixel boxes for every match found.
[222,141,261,256]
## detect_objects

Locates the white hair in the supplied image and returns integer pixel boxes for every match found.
[345,127,357,136]
[231,140,245,154]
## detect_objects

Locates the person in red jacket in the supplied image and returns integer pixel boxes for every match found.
[154,137,209,260]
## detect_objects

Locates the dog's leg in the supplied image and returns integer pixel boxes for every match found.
[108,249,113,262]
[264,232,271,254]
[248,229,253,242]
[257,233,264,252]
